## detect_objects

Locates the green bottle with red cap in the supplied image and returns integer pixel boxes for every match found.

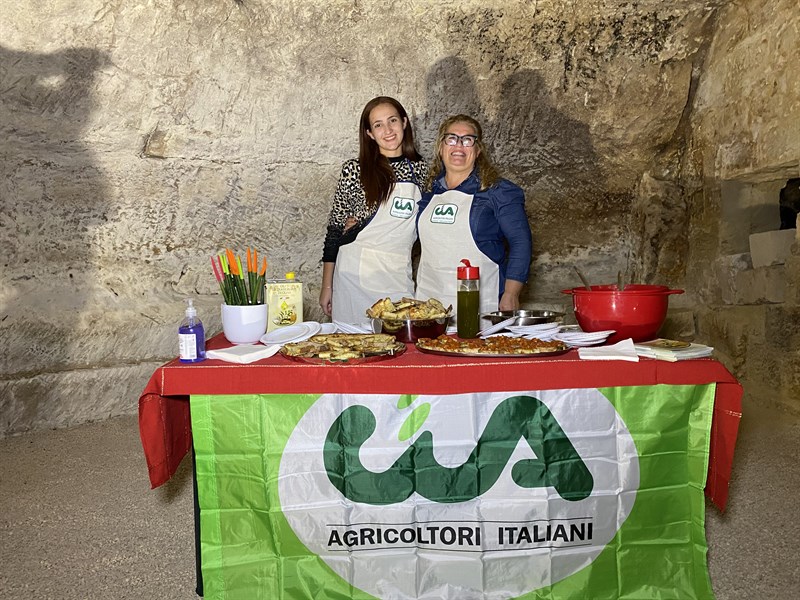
[457,259,480,339]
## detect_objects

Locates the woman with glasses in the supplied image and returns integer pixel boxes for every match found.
[416,114,532,316]
[320,97,428,323]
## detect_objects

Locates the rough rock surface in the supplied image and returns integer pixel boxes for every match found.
[1,0,795,433]
[682,0,799,414]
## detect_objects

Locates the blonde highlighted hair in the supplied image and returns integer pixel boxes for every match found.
[425,114,500,192]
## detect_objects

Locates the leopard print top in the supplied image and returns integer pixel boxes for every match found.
[322,156,429,262]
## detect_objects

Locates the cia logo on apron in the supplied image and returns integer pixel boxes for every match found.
[430,203,458,224]
[332,179,421,323]
[389,196,415,219]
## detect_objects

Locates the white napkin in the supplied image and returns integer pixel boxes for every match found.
[207,344,282,364]
[577,338,639,362]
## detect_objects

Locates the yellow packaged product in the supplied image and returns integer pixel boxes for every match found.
[265,272,304,332]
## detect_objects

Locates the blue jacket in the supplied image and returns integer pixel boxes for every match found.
[418,169,532,293]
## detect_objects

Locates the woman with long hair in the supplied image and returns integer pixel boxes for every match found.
[320,97,428,323]
[416,114,532,315]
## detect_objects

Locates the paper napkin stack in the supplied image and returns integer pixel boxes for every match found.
[206,344,282,364]
[577,338,639,362]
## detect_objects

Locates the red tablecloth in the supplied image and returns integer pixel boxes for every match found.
[139,334,742,510]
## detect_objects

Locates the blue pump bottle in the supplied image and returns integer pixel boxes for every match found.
[178,298,206,363]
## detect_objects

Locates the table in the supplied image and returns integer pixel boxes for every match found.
[139,334,742,599]
[140,335,741,507]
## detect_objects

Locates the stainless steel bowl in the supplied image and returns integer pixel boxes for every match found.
[481,309,565,326]
[376,315,451,343]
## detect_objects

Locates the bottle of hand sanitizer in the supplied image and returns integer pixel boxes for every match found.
[179,298,206,363]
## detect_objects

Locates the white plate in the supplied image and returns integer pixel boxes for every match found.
[260,322,321,345]
[295,321,322,341]
[556,330,615,340]
[478,317,517,337]
[559,338,613,346]
[319,323,337,334]
[483,332,525,338]
[522,333,558,342]
[507,322,561,330]
[554,330,615,347]
[557,336,611,343]
[507,324,561,335]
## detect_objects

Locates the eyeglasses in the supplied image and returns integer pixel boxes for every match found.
[442,133,478,147]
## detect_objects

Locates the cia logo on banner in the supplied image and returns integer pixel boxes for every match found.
[279,390,640,599]
[390,196,415,219]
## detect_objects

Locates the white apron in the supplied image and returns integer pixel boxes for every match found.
[332,179,421,323]
[416,188,500,316]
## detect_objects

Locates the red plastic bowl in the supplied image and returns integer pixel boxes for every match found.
[561,285,684,343]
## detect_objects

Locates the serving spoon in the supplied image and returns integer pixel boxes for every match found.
[573,266,592,291]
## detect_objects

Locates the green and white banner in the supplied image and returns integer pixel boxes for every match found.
[192,385,715,599]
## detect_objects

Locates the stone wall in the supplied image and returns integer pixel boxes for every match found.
[1,0,740,435]
[681,0,799,413]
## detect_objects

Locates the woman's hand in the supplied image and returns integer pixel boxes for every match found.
[499,280,524,311]
[320,262,335,317]
[343,216,358,232]
[319,287,333,316]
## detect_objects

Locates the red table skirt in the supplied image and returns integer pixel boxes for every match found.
[139,334,742,510]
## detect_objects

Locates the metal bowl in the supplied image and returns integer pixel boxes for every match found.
[376,315,451,343]
[481,309,565,327]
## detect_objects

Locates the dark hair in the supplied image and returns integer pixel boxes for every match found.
[426,114,500,192]
[358,96,422,208]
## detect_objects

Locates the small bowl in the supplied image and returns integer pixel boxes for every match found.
[481,309,565,327]
[376,315,451,343]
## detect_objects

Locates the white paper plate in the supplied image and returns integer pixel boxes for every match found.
[554,329,615,347]
[557,336,611,344]
[560,340,607,348]
[507,322,561,331]
[319,323,337,334]
[556,329,615,338]
[299,321,323,340]
[260,321,321,345]
[509,330,561,337]
[478,317,516,337]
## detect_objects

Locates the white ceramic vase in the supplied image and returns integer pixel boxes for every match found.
[221,303,268,344]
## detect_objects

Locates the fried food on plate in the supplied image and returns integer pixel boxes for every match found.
[367,297,451,320]
[282,333,402,361]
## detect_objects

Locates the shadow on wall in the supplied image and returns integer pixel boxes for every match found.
[421,57,610,298]
[421,56,489,144]
[422,57,603,199]
[0,46,110,423]
[492,70,604,209]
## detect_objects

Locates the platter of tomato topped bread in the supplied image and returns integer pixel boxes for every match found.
[415,334,569,358]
